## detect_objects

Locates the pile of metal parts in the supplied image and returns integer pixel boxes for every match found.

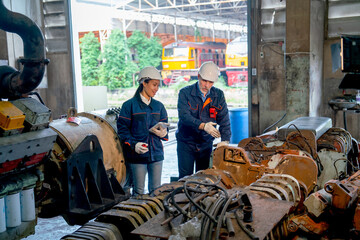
[61,116,360,240]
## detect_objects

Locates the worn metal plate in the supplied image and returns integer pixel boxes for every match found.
[12,98,51,125]
[121,199,156,217]
[277,117,332,140]
[131,211,172,239]
[0,127,57,162]
[114,203,152,221]
[137,195,164,212]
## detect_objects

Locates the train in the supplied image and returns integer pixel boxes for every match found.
[225,36,248,86]
[161,37,248,87]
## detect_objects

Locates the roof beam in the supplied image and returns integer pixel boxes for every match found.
[144,0,155,8]
[182,5,246,14]
[113,9,247,33]
[118,0,246,11]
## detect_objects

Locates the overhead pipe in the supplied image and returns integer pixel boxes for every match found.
[0,0,49,99]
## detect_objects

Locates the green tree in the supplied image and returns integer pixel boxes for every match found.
[99,29,138,89]
[79,32,100,86]
[128,30,163,69]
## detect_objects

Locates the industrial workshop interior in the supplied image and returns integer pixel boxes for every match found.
[1,0,360,239]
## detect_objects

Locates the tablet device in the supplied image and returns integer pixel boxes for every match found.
[149,122,170,132]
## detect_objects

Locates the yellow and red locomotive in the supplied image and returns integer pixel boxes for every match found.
[161,41,226,85]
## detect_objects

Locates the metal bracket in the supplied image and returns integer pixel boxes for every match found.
[63,134,128,225]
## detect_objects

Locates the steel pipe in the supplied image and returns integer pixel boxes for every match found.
[0,0,48,98]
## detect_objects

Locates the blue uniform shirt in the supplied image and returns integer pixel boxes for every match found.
[176,82,231,150]
[117,94,168,164]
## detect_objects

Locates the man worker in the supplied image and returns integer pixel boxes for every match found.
[176,61,231,179]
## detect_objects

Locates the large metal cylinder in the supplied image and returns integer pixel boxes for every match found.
[49,109,126,184]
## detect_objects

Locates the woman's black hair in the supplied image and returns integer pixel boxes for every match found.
[134,78,151,98]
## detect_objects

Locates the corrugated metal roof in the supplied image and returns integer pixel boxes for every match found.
[261,0,286,42]
[328,1,360,37]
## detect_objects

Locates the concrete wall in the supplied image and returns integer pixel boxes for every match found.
[256,44,286,133]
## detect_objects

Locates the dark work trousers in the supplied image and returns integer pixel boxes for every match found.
[123,161,133,195]
[177,140,213,179]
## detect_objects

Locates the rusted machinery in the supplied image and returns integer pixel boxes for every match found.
[61,117,360,240]
[2,1,360,240]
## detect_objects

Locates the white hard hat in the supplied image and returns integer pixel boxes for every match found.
[137,66,162,83]
[198,62,219,82]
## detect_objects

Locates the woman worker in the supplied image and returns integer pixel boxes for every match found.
[117,66,168,195]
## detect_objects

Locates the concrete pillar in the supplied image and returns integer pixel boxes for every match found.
[285,0,311,121]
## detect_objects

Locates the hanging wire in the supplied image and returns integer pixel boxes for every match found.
[285,123,324,175]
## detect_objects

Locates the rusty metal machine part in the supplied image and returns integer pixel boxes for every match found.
[239,130,318,162]
[133,173,293,240]
[238,127,356,191]
[303,188,332,217]
[212,145,318,192]
[288,214,329,235]
[317,127,353,154]
[288,171,360,239]
[246,174,302,204]
[50,109,125,184]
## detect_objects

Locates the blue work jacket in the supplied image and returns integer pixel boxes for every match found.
[117,94,168,164]
[176,82,231,150]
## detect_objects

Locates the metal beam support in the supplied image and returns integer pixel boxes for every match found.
[126,19,134,30]
[148,15,160,37]
[183,5,246,14]
[114,10,246,33]
[144,0,155,8]
[212,23,215,41]
[174,23,177,42]
[120,0,246,12]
